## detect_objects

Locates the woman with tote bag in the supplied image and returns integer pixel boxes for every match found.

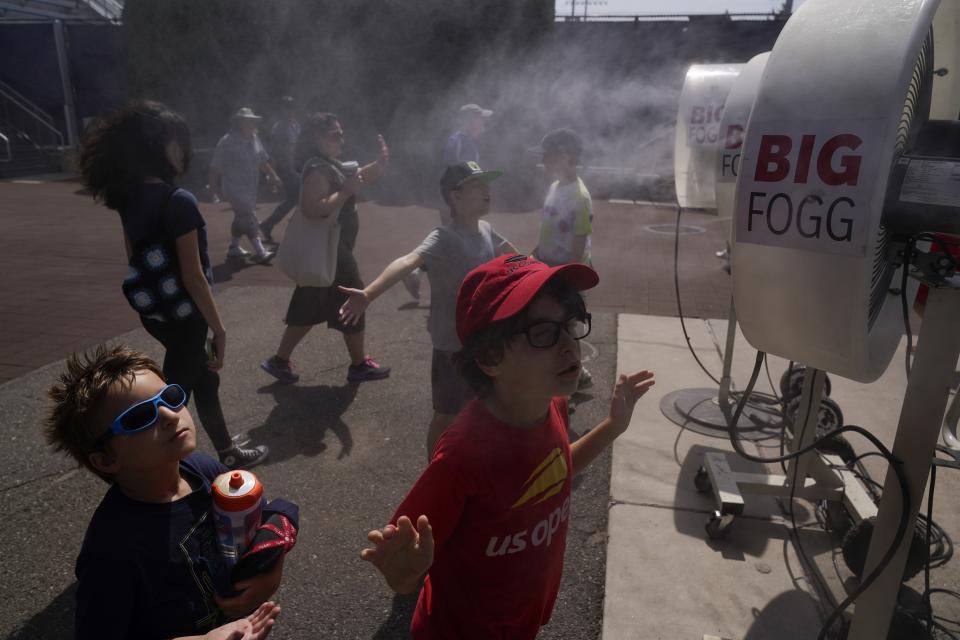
[262,112,391,384]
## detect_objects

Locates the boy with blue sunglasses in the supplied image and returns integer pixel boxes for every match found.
[44,345,298,640]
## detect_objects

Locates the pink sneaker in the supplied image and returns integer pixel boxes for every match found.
[347,356,391,382]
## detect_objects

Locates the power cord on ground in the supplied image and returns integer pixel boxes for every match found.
[728,351,912,640]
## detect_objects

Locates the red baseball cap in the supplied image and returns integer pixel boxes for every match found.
[456,254,599,343]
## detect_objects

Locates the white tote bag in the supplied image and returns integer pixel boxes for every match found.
[277,206,341,287]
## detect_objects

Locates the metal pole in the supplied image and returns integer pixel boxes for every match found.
[53,19,78,148]
[848,286,960,638]
[717,296,737,407]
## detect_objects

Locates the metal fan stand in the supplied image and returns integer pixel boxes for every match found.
[694,366,877,542]
[847,280,960,637]
[695,270,960,639]
[661,297,783,436]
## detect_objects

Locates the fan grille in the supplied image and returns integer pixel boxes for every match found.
[868,29,934,327]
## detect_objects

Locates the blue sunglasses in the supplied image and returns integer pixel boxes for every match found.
[105,384,188,438]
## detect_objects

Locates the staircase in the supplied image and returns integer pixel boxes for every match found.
[0,0,122,22]
[0,80,65,178]
[0,123,62,178]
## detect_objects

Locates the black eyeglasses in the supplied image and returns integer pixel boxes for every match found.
[517,313,591,349]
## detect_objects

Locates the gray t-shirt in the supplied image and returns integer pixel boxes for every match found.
[210,131,269,206]
[415,220,508,352]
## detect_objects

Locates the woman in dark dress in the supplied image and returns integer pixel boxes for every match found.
[79,100,268,469]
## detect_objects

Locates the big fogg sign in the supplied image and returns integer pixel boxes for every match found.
[688,100,724,147]
[735,120,882,257]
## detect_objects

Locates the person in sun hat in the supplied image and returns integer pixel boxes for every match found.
[208,106,283,264]
[360,253,655,639]
[338,161,519,458]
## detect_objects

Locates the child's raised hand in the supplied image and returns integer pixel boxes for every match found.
[215,557,285,618]
[204,601,280,640]
[337,286,370,325]
[608,370,656,434]
[360,515,434,594]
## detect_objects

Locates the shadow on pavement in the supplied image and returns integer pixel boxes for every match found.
[250,381,360,466]
[211,256,259,284]
[7,582,76,640]
[742,589,823,639]
[370,592,418,639]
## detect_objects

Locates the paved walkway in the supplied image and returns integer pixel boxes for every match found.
[3,176,955,638]
[0,178,731,383]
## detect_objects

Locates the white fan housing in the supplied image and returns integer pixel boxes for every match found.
[674,64,743,209]
[716,53,770,221]
[731,0,960,383]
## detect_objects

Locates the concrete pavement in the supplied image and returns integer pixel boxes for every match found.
[603,314,960,639]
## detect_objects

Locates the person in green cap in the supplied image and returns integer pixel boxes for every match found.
[338,161,518,458]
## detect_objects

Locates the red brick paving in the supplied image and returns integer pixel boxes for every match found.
[0,178,731,384]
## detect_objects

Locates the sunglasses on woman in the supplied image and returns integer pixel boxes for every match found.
[104,384,188,438]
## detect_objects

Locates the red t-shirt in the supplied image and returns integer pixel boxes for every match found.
[392,397,573,639]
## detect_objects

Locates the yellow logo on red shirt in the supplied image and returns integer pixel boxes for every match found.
[511,448,568,509]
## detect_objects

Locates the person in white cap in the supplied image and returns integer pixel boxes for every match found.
[442,103,492,167]
[208,107,283,264]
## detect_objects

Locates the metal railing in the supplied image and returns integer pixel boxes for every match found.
[83,0,123,22]
[0,78,64,148]
[0,131,10,162]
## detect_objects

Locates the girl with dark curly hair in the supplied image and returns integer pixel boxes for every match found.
[79,100,269,470]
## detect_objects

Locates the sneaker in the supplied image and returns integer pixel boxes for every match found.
[226,245,251,258]
[402,269,421,301]
[715,248,730,260]
[577,366,594,391]
[260,356,299,384]
[347,356,391,382]
[251,249,275,265]
[219,444,269,470]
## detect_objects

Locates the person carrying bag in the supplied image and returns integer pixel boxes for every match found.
[277,183,342,287]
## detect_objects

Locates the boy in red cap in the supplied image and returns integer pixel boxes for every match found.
[360,254,655,639]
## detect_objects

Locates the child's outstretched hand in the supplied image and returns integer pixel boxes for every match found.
[337,286,370,325]
[203,601,280,640]
[608,370,656,434]
[361,515,434,594]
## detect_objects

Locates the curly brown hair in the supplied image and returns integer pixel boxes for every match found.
[78,100,192,212]
[44,345,163,482]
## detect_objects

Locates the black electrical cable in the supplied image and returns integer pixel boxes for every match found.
[785,376,836,621]
[900,239,915,378]
[728,351,912,640]
[673,204,721,386]
[671,203,785,416]
[921,456,960,639]
[924,461,937,634]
